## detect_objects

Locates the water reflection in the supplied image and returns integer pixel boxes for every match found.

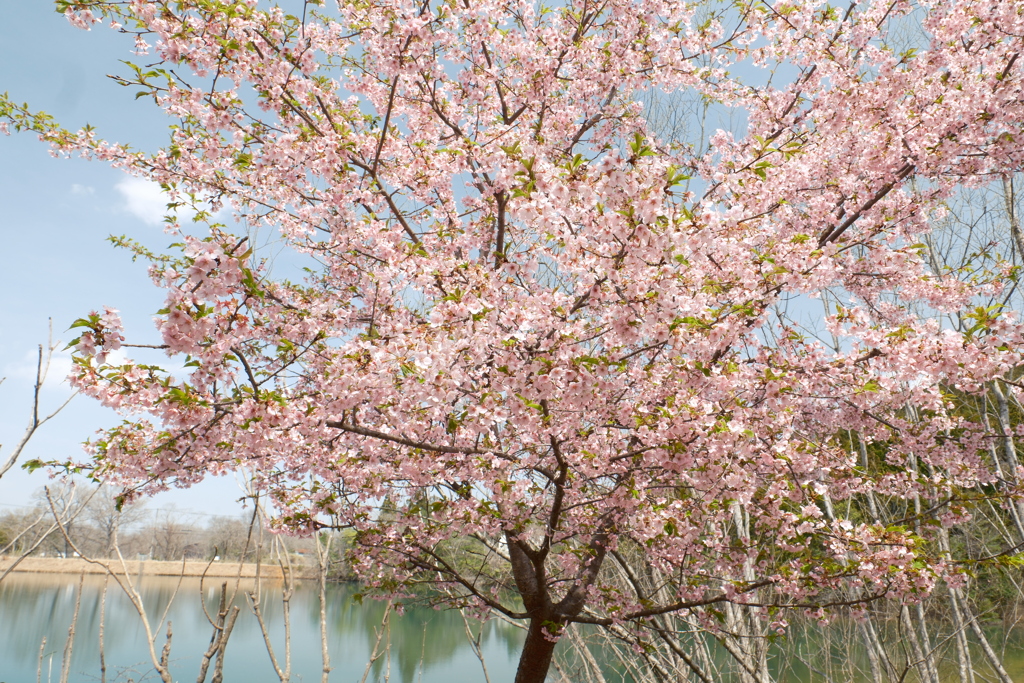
[0,573,524,683]
[5,574,1020,683]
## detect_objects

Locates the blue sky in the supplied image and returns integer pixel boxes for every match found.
[0,2,248,518]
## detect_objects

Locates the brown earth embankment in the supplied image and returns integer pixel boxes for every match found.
[0,556,285,578]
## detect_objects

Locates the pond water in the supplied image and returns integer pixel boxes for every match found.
[0,573,524,683]
[3,573,1023,683]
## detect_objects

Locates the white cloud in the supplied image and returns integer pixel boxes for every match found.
[115,176,174,226]
[115,176,228,227]
[3,347,74,393]
[70,183,95,196]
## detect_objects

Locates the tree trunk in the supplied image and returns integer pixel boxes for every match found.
[515,618,560,683]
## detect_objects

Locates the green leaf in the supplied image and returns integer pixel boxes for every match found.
[69,315,100,330]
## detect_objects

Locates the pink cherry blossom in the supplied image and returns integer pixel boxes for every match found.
[6,0,1024,680]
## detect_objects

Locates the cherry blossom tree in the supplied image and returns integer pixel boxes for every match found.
[4,0,1024,680]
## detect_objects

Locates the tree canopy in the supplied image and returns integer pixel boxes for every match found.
[4,0,1024,680]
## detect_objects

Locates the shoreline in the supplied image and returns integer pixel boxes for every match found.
[0,555,286,579]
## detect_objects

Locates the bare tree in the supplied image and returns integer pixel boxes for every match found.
[80,485,149,558]
[0,325,76,480]
[145,507,198,561]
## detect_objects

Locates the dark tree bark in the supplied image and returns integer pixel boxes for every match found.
[506,519,610,683]
[514,617,562,683]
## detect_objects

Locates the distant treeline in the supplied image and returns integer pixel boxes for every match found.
[0,485,356,580]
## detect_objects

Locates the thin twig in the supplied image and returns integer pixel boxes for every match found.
[59,572,85,683]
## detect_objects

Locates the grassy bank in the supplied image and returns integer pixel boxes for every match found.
[0,555,285,579]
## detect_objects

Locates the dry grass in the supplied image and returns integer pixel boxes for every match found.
[0,555,284,578]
